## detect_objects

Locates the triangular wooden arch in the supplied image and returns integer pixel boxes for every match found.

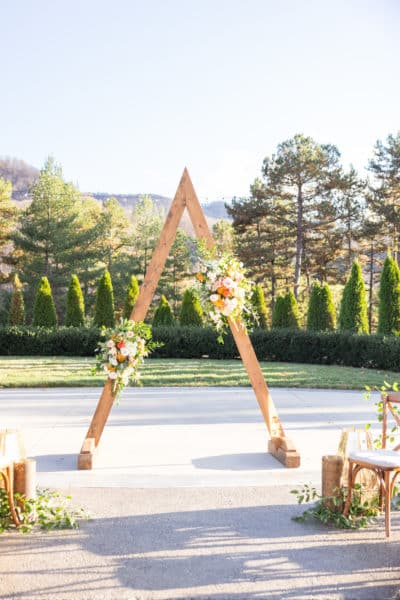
[78,169,300,469]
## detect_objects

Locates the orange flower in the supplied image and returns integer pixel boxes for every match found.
[196,272,205,282]
[117,353,126,363]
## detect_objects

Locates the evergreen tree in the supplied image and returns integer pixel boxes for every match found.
[283,291,301,329]
[307,281,336,331]
[272,292,300,328]
[339,260,369,333]
[179,289,203,326]
[94,270,115,327]
[251,284,268,328]
[271,296,286,328]
[65,274,85,326]
[123,275,139,319]
[377,254,400,335]
[33,276,57,327]
[8,274,25,325]
[153,295,175,327]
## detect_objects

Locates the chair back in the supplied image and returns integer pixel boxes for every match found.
[382,392,400,451]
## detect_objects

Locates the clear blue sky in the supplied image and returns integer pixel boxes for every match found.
[2,0,399,202]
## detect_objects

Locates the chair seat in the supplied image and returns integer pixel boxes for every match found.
[348,449,400,469]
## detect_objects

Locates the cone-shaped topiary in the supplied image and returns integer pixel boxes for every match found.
[33,276,58,327]
[65,274,85,326]
[153,294,175,327]
[8,274,25,325]
[271,296,286,328]
[179,289,204,326]
[123,275,139,319]
[251,284,268,329]
[272,292,300,328]
[307,281,336,331]
[339,259,369,334]
[377,254,400,335]
[94,269,115,327]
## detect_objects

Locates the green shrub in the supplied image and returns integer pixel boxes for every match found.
[251,284,268,329]
[33,277,57,327]
[8,274,25,326]
[94,270,115,327]
[65,274,85,327]
[123,275,139,319]
[272,292,300,329]
[179,289,203,326]
[377,254,400,335]
[153,295,175,327]
[0,326,100,356]
[307,281,336,331]
[339,260,369,334]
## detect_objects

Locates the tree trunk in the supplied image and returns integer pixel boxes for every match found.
[294,185,303,299]
[368,242,374,333]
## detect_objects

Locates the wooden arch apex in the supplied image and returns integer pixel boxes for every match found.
[77,168,300,469]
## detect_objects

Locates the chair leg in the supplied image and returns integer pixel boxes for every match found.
[384,471,391,538]
[343,460,355,517]
[1,467,20,527]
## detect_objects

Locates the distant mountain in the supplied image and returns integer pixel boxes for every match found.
[0,157,231,226]
[89,192,230,221]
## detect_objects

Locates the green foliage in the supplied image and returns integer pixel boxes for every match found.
[0,326,100,355]
[8,274,25,326]
[123,275,139,319]
[307,281,336,331]
[153,295,175,327]
[33,277,57,327]
[272,292,300,328]
[339,260,369,334]
[0,487,88,533]
[179,289,204,327]
[94,270,115,327]
[65,274,85,327]
[291,483,379,529]
[377,254,400,335]
[251,284,268,329]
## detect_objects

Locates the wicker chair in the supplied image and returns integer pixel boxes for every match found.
[343,391,400,537]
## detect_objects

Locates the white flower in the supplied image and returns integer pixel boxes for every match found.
[108,371,118,380]
[210,294,219,302]
[106,340,115,349]
[125,341,137,355]
[109,357,118,366]
[119,346,129,356]
[126,331,134,338]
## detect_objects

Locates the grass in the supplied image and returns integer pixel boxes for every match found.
[0,356,399,389]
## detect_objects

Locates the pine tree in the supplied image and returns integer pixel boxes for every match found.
[377,254,400,335]
[94,270,115,327]
[65,274,85,326]
[179,289,203,326]
[33,276,58,327]
[123,275,139,319]
[251,284,268,329]
[8,274,25,325]
[339,260,369,334]
[153,295,175,327]
[307,281,336,331]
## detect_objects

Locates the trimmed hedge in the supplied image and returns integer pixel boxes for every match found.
[1,325,400,372]
[0,326,101,356]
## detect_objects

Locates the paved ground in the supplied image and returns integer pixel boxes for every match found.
[1,387,399,599]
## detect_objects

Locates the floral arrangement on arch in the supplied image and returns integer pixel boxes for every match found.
[195,253,256,341]
[94,318,155,402]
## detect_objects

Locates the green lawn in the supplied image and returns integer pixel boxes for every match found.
[0,356,399,389]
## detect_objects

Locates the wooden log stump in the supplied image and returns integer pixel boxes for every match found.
[321,455,344,511]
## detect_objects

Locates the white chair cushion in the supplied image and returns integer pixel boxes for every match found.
[0,456,12,469]
[348,449,400,468]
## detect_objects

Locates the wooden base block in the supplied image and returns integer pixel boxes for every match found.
[268,437,300,468]
[77,438,97,470]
